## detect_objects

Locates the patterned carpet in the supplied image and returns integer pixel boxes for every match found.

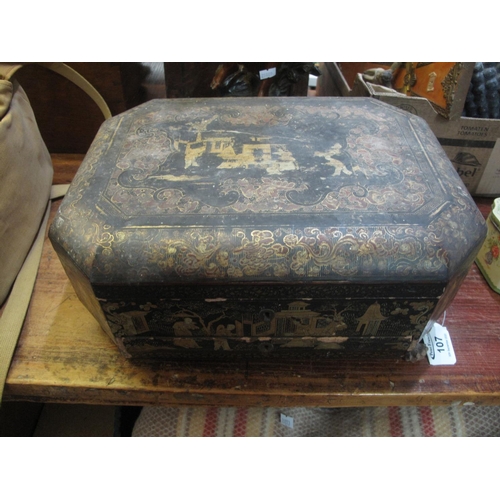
[132,405,500,437]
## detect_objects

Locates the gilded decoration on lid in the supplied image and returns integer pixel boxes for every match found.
[49,98,485,283]
[103,101,433,216]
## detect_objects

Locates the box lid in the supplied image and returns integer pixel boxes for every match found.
[49,97,486,285]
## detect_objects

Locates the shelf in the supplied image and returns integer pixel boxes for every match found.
[4,157,500,407]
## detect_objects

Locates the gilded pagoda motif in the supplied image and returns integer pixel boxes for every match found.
[234,301,347,338]
[182,132,299,175]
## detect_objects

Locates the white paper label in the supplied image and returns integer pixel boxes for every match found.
[280,413,294,429]
[422,323,457,365]
[259,67,276,80]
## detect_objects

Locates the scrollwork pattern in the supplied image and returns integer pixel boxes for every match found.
[49,98,486,285]
[85,223,452,282]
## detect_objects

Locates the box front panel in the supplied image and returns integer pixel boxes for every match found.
[94,284,443,359]
[119,334,415,360]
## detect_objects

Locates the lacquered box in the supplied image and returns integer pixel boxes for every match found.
[48,97,486,360]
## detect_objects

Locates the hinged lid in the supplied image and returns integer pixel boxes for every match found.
[49,97,486,286]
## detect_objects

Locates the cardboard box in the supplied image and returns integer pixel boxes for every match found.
[317,62,474,119]
[351,74,500,196]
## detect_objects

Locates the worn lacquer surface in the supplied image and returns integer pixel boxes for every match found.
[48,98,486,359]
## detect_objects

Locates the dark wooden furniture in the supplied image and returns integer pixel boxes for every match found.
[3,155,500,407]
[14,63,162,154]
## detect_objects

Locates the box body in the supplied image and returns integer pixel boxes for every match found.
[49,97,486,360]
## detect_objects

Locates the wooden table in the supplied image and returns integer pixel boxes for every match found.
[3,155,500,408]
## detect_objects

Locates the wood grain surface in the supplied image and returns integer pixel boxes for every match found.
[3,156,500,407]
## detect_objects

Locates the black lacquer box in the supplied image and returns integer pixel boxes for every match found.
[49,97,486,360]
